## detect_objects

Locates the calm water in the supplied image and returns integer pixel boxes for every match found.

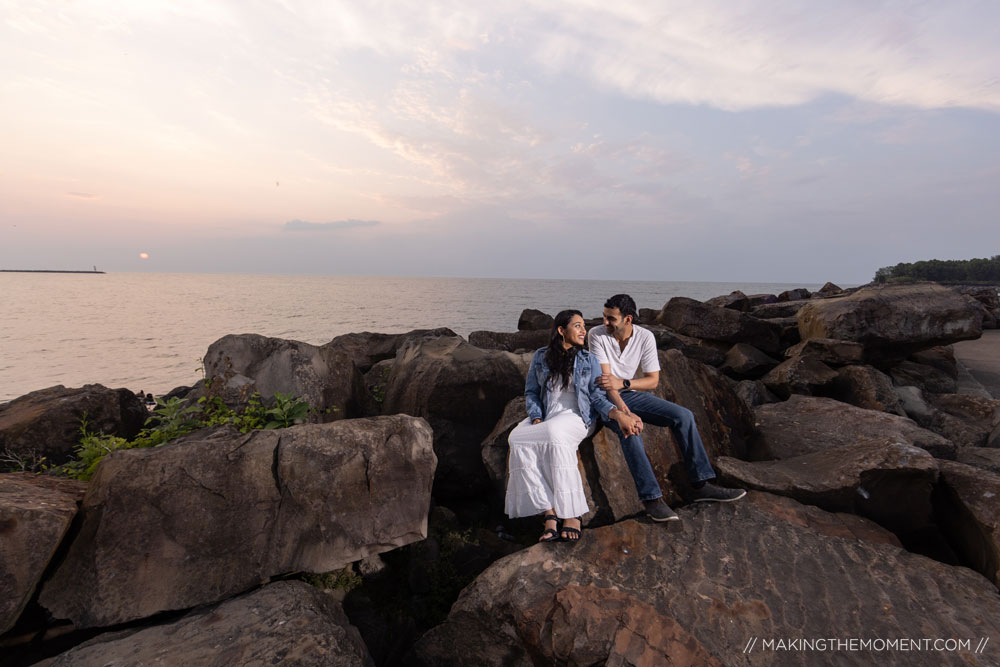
[1,273,829,402]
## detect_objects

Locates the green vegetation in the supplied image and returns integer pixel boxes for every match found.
[302,565,363,593]
[57,393,311,481]
[874,255,1000,284]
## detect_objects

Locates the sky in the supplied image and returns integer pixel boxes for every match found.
[1,1,999,284]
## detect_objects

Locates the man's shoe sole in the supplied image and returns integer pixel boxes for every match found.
[692,489,747,503]
[647,512,681,522]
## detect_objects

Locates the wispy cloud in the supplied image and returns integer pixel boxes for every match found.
[283,219,380,231]
[67,192,98,199]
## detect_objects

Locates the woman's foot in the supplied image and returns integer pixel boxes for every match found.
[539,513,560,543]
[560,517,582,542]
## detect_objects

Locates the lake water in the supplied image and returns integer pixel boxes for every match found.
[0,272,831,402]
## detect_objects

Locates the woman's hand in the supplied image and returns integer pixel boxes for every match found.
[532,418,543,425]
[612,409,643,436]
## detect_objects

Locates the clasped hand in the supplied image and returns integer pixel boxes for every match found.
[615,409,643,436]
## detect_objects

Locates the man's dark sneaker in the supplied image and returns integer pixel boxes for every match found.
[689,483,747,503]
[644,498,680,522]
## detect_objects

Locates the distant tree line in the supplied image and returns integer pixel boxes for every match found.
[874,256,1000,284]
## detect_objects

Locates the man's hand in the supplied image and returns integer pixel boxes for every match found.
[596,373,625,392]
[613,409,643,436]
[531,418,542,425]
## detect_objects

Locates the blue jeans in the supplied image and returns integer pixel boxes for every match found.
[605,391,717,501]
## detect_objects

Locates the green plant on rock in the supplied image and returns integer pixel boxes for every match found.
[264,392,310,429]
[62,413,132,480]
[302,565,362,593]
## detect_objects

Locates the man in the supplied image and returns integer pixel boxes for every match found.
[587,293,745,521]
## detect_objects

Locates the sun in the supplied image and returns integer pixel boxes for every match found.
[139,252,150,259]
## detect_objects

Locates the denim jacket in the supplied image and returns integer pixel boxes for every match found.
[525,347,616,429]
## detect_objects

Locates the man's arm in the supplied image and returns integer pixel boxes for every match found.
[595,364,659,392]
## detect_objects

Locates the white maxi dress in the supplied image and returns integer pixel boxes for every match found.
[504,378,592,519]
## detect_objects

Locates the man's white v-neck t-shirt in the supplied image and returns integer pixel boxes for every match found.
[587,324,660,381]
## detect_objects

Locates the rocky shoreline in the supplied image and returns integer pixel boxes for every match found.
[2,281,1000,665]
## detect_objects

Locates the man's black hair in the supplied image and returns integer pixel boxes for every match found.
[604,293,637,320]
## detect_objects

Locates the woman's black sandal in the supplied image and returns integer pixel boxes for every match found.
[539,513,560,543]
[560,518,582,542]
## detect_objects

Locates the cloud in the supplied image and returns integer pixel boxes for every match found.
[283,219,380,231]
[67,192,98,199]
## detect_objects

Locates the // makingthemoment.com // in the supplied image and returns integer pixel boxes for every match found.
[744,636,990,654]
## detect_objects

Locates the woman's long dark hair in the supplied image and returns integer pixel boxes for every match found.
[545,309,583,390]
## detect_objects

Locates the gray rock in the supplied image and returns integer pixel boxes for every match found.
[0,384,147,466]
[895,385,936,426]
[797,283,982,362]
[746,293,778,307]
[817,281,845,296]
[38,416,436,628]
[411,494,999,667]
[716,441,939,534]
[0,474,86,634]
[46,581,374,666]
[752,395,955,460]
[935,460,1000,586]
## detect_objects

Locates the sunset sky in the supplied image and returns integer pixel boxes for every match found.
[2,1,998,283]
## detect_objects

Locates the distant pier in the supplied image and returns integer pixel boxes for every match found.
[0,269,106,274]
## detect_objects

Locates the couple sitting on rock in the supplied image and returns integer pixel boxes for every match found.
[505,293,746,543]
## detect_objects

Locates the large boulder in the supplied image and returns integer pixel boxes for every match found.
[516,309,554,331]
[202,334,366,420]
[715,441,939,535]
[750,300,808,319]
[783,338,864,366]
[778,287,811,301]
[655,297,782,355]
[751,395,955,460]
[889,360,958,395]
[828,365,906,415]
[380,336,524,501]
[760,355,839,399]
[705,290,749,311]
[797,283,982,362]
[720,343,779,379]
[411,494,999,666]
[0,474,86,634]
[468,329,548,353]
[323,328,458,374]
[935,461,1000,586]
[646,325,728,367]
[956,448,1000,475]
[44,581,374,666]
[0,385,147,465]
[38,416,436,628]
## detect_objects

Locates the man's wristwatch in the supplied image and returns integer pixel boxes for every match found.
[622,379,631,390]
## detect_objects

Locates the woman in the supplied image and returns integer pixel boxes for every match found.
[505,310,642,542]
